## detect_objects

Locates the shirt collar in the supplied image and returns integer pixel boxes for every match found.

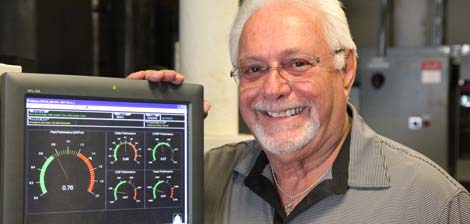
[233,141,261,177]
[242,132,350,221]
[348,103,391,188]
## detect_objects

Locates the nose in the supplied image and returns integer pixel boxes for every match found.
[262,68,291,100]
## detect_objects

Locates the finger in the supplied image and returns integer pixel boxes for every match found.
[203,100,211,119]
[127,71,146,80]
[171,72,185,85]
[143,70,165,82]
[162,70,177,82]
[160,70,185,85]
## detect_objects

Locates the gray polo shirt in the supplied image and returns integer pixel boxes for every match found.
[204,105,470,223]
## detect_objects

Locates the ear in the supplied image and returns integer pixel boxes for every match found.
[341,49,357,98]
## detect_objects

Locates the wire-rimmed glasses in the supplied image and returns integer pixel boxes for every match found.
[230,49,345,87]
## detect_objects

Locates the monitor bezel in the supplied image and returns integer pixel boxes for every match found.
[0,72,204,224]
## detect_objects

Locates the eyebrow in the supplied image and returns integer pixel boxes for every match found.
[238,48,315,64]
[281,48,314,57]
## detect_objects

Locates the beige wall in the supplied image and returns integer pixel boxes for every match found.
[179,0,253,151]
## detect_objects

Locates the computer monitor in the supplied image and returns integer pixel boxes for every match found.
[0,72,204,224]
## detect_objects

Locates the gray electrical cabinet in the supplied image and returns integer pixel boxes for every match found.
[358,47,451,170]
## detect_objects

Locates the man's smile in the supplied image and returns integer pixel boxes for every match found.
[264,106,306,118]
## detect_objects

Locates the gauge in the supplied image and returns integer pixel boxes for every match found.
[151,142,177,164]
[107,131,144,170]
[107,170,144,210]
[38,147,97,195]
[152,180,178,201]
[146,132,182,169]
[27,132,105,213]
[145,170,181,208]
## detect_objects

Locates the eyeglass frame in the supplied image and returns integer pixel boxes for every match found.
[229,48,345,85]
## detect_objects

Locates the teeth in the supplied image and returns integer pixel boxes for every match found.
[266,107,303,118]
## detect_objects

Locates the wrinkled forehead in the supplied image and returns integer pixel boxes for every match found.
[238,2,328,61]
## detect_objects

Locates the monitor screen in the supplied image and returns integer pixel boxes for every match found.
[1,73,203,224]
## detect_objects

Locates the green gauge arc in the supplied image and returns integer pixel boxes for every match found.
[39,156,55,194]
[39,150,96,195]
[152,180,165,199]
[152,180,176,200]
[113,180,138,201]
[113,141,138,162]
[151,142,172,161]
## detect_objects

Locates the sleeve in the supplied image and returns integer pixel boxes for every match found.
[438,191,470,224]
[204,142,250,224]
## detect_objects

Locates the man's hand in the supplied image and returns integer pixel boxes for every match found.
[128,70,211,117]
[128,70,185,85]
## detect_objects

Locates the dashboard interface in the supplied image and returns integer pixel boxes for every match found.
[24,97,188,224]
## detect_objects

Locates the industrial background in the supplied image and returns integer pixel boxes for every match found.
[1,0,469,189]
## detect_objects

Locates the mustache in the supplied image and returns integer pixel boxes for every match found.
[251,100,311,111]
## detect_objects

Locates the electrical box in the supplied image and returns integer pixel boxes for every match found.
[358,47,451,170]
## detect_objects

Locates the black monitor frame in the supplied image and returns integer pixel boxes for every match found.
[0,72,204,224]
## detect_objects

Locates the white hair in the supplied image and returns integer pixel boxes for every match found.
[229,0,357,69]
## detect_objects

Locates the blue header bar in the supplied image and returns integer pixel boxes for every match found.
[26,97,185,110]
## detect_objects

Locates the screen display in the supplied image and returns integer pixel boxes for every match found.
[24,96,188,224]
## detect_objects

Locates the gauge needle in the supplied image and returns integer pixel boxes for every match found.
[55,153,69,180]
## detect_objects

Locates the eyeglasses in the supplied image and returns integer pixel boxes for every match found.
[230,49,345,86]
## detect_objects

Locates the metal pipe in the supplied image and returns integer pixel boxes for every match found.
[124,0,134,75]
[431,0,444,45]
[377,0,390,57]
[91,0,100,76]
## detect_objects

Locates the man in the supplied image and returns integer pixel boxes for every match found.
[130,0,470,223]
